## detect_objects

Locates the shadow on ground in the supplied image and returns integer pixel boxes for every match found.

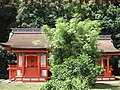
[91,83,120,90]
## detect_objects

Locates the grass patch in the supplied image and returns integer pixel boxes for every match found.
[0,83,41,90]
[0,81,120,90]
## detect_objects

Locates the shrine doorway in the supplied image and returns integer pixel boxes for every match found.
[24,55,38,77]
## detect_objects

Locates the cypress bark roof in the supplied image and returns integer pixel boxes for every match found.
[1,28,48,49]
[1,28,120,53]
[98,35,120,53]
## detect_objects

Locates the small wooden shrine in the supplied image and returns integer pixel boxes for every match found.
[1,28,120,82]
[1,28,50,82]
[97,35,120,80]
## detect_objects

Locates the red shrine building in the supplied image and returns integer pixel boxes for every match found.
[97,35,120,80]
[1,28,120,82]
[1,28,50,82]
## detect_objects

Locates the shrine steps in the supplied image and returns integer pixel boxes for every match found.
[14,76,46,82]
[97,76,116,81]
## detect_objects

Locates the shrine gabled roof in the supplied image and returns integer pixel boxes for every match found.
[98,35,120,53]
[1,28,48,50]
[1,28,120,53]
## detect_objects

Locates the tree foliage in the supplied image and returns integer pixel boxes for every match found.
[0,46,16,79]
[16,1,120,48]
[0,2,17,78]
[40,18,101,90]
[16,1,73,28]
[0,2,17,42]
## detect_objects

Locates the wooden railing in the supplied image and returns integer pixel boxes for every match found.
[8,65,17,80]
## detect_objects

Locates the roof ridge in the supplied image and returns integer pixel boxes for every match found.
[11,28,42,33]
[99,35,111,40]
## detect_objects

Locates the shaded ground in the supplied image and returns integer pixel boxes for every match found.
[91,81,120,90]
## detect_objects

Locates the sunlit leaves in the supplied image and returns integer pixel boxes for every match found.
[42,17,101,90]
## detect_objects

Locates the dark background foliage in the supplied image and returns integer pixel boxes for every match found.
[0,0,120,81]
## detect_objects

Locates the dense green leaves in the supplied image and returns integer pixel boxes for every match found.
[16,1,74,28]
[41,18,101,90]
[0,0,120,86]
[0,2,17,42]
[0,46,16,79]
[16,1,120,49]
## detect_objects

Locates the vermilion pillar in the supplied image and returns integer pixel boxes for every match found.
[107,58,110,76]
[38,54,41,76]
[22,54,25,76]
[9,69,12,80]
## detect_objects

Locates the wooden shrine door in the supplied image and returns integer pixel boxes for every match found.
[24,56,38,76]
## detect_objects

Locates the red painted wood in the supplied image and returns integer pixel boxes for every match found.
[8,50,49,82]
[22,55,25,76]
[24,68,38,76]
[8,65,17,80]
[26,56,37,68]
[3,46,11,52]
[38,55,40,76]
[102,53,120,56]
[99,57,112,77]
[12,50,49,53]
[107,58,110,76]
